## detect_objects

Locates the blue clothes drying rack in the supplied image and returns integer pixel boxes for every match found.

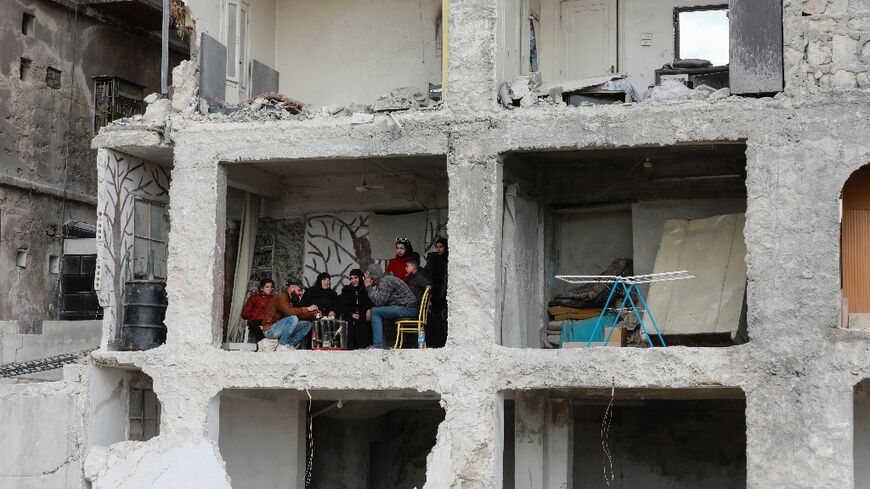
[555,271,695,348]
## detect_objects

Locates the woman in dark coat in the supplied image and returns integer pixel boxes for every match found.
[339,268,373,349]
[423,237,449,348]
[302,272,339,318]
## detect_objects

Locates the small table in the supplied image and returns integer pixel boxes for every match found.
[312,319,348,350]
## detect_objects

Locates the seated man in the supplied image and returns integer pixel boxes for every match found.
[261,277,319,350]
[364,263,418,349]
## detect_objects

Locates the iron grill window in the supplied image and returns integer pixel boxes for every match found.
[93,76,146,131]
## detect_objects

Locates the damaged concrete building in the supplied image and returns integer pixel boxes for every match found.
[3,0,870,487]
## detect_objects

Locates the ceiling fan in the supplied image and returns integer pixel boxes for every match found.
[355,165,385,192]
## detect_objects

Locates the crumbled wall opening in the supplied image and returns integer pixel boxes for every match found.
[496,0,782,107]
[840,164,870,330]
[504,388,747,489]
[221,156,449,349]
[213,389,443,488]
[88,366,161,447]
[500,143,749,348]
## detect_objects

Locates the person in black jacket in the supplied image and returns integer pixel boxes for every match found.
[339,269,373,349]
[424,237,448,348]
[301,272,339,318]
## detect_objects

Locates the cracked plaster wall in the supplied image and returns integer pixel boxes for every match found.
[0,377,86,489]
[77,1,870,489]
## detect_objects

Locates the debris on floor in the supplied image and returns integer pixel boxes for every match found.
[500,72,733,108]
[372,87,439,112]
[243,91,305,114]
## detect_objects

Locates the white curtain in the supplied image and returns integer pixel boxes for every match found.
[499,184,542,347]
[226,193,260,342]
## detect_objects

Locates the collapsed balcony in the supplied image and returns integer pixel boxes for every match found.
[496,0,783,108]
[190,0,446,118]
[222,155,450,351]
[499,142,749,348]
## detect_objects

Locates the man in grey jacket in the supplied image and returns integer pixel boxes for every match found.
[364,263,418,349]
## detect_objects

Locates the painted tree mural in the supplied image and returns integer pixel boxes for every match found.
[97,150,170,345]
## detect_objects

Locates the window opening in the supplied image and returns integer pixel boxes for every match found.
[133,199,168,279]
[49,255,60,274]
[22,12,35,35]
[674,5,729,65]
[19,58,32,81]
[45,66,61,89]
[93,77,145,131]
[129,387,160,441]
[16,249,27,269]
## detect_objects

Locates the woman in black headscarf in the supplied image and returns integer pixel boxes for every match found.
[302,272,339,318]
[424,237,449,348]
[339,268,373,349]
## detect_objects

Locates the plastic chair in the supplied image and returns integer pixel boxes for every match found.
[393,286,432,349]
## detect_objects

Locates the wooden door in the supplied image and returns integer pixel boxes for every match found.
[559,0,616,80]
[843,169,870,313]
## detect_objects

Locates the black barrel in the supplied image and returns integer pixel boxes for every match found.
[122,280,167,350]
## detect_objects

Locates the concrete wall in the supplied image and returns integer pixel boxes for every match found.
[573,399,746,488]
[0,319,100,371]
[218,392,305,488]
[0,0,182,330]
[554,208,633,294]
[0,378,85,489]
[274,0,442,105]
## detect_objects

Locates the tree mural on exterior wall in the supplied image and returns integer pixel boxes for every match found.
[98,151,170,345]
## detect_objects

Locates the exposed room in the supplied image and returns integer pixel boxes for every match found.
[496,0,783,107]
[222,156,450,350]
[499,143,749,349]
[503,388,747,489]
[214,389,445,489]
[188,0,446,108]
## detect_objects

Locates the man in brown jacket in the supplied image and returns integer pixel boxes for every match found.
[262,278,319,350]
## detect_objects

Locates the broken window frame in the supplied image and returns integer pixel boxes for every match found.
[672,4,729,63]
[133,199,168,280]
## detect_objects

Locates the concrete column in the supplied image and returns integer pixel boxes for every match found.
[445,0,498,111]
[515,393,573,489]
[515,392,545,489]
[745,379,853,488]
[442,387,503,489]
[446,149,502,345]
[163,147,227,346]
[545,399,573,489]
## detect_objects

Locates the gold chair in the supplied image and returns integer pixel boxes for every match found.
[393,286,432,349]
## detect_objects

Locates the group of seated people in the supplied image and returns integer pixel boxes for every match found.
[240,237,449,350]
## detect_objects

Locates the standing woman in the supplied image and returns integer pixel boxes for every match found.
[386,237,414,282]
[424,237,449,348]
[241,278,274,342]
[339,269,373,349]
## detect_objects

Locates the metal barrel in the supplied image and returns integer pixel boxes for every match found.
[122,280,168,351]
